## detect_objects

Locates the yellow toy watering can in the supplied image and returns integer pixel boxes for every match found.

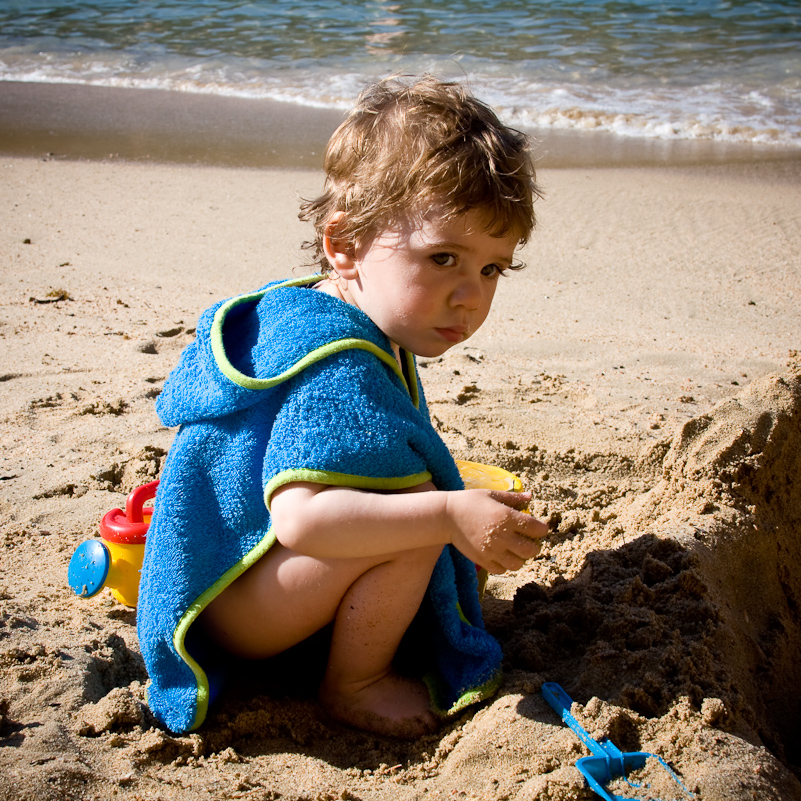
[67,462,524,608]
[67,480,157,608]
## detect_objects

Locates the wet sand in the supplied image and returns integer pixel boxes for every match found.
[3,80,800,170]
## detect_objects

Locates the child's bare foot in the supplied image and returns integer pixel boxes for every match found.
[319,670,439,738]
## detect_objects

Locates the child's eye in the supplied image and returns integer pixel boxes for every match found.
[431,252,456,267]
[481,263,506,277]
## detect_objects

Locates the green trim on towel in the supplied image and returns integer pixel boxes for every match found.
[425,668,504,718]
[209,276,416,404]
[264,468,433,510]
[210,275,318,387]
[445,670,504,715]
[455,601,470,625]
[172,527,278,731]
[401,347,420,408]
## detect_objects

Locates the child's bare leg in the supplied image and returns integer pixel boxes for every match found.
[318,544,442,737]
[201,541,442,737]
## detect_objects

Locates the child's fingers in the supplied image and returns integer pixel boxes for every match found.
[508,530,543,560]
[485,490,548,540]
[476,526,545,574]
[485,545,532,574]
[516,513,548,542]
[494,520,547,573]
[488,489,532,510]
[485,558,521,575]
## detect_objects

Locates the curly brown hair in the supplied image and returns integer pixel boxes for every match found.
[299,75,541,272]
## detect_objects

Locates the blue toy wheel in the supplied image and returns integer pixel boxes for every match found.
[68,539,110,599]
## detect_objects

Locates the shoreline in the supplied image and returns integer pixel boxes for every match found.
[3,80,801,170]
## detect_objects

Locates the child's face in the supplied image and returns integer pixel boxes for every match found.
[331,210,519,358]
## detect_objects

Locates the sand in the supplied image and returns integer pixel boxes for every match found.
[1,154,801,800]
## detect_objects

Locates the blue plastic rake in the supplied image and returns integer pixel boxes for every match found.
[542,683,695,801]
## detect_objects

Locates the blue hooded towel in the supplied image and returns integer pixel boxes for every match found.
[137,276,503,734]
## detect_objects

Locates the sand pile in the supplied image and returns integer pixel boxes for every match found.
[490,365,801,800]
[617,366,801,767]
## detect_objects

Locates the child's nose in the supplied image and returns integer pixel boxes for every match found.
[450,273,482,309]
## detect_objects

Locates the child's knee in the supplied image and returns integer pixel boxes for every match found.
[394,543,443,576]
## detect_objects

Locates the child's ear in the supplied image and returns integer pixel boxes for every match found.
[323,212,357,277]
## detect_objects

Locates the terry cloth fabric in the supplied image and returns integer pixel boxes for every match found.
[137,275,503,734]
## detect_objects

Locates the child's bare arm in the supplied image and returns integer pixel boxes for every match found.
[270,481,547,574]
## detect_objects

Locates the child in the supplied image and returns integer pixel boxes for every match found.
[137,75,547,739]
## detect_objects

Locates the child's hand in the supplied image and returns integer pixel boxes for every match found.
[445,490,547,574]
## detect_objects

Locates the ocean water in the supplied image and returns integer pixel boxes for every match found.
[0,0,799,148]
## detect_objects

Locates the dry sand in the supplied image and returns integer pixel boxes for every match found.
[1,155,800,800]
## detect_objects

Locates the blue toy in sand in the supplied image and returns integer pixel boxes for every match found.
[542,682,696,801]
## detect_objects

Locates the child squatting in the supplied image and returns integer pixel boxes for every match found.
[137,75,548,739]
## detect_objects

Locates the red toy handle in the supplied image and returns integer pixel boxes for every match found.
[99,480,159,544]
[125,479,159,523]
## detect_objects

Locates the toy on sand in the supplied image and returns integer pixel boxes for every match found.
[456,459,523,493]
[67,461,525,608]
[542,682,695,801]
[68,479,157,608]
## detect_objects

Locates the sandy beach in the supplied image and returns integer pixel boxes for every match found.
[1,147,800,800]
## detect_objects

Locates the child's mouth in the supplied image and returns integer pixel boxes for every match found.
[435,326,467,343]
